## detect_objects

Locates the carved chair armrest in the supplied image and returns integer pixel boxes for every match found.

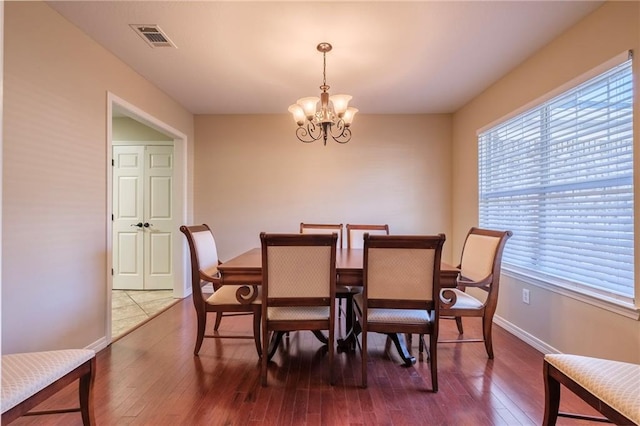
[236,285,259,304]
[440,288,458,308]
[199,267,222,291]
[456,274,493,292]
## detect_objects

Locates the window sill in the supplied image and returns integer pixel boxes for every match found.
[503,267,639,321]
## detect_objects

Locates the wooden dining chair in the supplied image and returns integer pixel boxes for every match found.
[438,227,512,359]
[180,224,261,356]
[354,233,445,391]
[260,232,337,386]
[346,224,390,249]
[343,224,390,336]
[299,223,348,321]
[300,222,343,248]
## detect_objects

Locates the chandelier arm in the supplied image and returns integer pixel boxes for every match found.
[327,119,351,144]
[295,122,323,143]
[331,127,352,144]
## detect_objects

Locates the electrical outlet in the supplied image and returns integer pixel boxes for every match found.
[522,288,530,304]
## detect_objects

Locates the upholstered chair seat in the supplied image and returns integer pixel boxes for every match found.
[441,288,484,310]
[354,293,434,324]
[267,306,330,321]
[206,285,261,305]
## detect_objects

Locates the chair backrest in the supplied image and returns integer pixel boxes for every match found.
[300,222,343,249]
[179,224,221,307]
[459,227,512,282]
[363,234,445,311]
[346,224,389,249]
[261,233,337,306]
[458,227,513,305]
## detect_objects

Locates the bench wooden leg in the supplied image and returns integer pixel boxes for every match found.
[543,360,561,426]
[79,357,96,425]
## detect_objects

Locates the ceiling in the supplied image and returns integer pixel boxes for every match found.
[46,1,603,115]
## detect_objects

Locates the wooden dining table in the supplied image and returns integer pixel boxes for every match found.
[218,247,460,365]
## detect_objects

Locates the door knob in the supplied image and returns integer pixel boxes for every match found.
[130,222,144,228]
[143,222,152,228]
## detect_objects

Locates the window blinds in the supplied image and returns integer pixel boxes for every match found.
[478,58,633,300]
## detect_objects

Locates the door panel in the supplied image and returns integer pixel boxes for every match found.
[143,146,174,289]
[149,232,172,274]
[117,233,141,273]
[112,146,144,290]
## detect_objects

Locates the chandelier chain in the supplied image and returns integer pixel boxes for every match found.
[322,51,327,89]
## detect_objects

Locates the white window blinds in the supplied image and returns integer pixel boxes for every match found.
[478,57,634,301]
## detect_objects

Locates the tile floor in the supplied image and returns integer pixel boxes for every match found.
[111,289,178,338]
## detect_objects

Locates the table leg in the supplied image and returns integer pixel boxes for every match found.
[312,330,328,344]
[386,333,416,366]
[267,331,285,360]
[337,295,359,352]
[337,321,359,352]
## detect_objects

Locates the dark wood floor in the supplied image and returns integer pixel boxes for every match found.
[12,298,602,425]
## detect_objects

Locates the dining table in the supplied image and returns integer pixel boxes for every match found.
[218,247,460,365]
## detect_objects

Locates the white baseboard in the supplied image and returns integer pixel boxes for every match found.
[493,314,561,355]
[86,336,108,353]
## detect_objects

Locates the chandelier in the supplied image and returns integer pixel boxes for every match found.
[288,42,358,145]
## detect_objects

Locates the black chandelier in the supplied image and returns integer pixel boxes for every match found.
[288,42,358,145]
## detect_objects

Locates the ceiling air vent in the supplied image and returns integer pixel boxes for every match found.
[130,24,176,48]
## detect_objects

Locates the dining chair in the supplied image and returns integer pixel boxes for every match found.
[299,223,348,321]
[343,224,390,338]
[438,227,512,359]
[354,233,446,391]
[260,232,337,386]
[180,224,261,356]
[300,222,343,248]
[346,224,390,249]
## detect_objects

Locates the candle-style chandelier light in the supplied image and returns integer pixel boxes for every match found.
[288,42,358,145]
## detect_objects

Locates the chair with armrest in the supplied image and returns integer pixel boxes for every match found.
[354,233,445,391]
[260,232,337,386]
[180,224,261,356]
[438,227,512,359]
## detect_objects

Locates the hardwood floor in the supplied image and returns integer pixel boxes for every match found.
[12,298,603,425]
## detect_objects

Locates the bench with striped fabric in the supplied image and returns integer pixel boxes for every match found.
[543,353,640,425]
[1,349,96,425]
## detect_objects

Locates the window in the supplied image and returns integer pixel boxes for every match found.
[478,56,634,303]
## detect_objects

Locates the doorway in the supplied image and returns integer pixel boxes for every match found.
[107,93,188,342]
[112,144,174,290]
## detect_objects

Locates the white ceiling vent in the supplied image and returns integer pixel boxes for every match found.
[130,24,176,48]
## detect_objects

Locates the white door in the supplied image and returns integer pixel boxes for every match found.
[143,146,174,289]
[112,145,174,290]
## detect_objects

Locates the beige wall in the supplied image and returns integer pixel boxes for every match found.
[2,2,194,353]
[112,117,173,141]
[194,114,453,262]
[452,1,640,362]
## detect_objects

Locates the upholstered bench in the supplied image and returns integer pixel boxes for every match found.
[543,353,640,425]
[1,349,96,425]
